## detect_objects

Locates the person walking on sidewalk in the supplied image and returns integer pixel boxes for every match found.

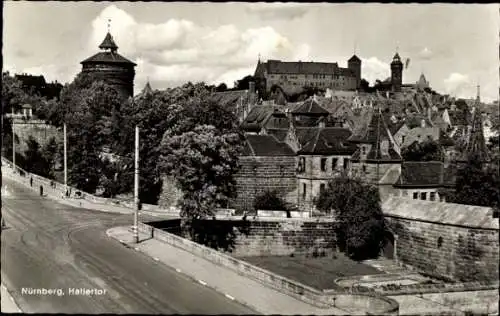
[30,177,33,187]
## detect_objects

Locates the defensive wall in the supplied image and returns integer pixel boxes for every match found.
[12,119,63,154]
[382,196,499,283]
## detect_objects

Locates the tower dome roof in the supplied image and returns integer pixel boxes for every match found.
[99,32,118,52]
[391,52,402,64]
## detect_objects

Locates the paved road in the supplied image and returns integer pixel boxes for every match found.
[1,177,255,314]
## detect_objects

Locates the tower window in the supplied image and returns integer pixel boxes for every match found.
[302,183,307,198]
[413,192,419,199]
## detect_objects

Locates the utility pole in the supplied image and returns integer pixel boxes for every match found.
[64,123,68,197]
[12,107,15,170]
[133,126,139,243]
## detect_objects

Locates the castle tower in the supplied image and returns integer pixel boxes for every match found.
[391,52,403,92]
[348,54,362,89]
[80,30,136,100]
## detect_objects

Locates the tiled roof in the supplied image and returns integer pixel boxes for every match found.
[401,127,440,148]
[394,161,443,187]
[296,127,356,155]
[81,52,136,65]
[291,98,330,115]
[240,105,277,132]
[382,196,498,229]
[263,60,355,76]
[242,134,295,156]
[265,129,289,142]
[212,90,248,107]
[349,111,402,162]
[15,74,46,87]
[389,121,406,135]
[348,54,361,62]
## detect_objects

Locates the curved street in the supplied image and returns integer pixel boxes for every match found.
[1,177,255,314]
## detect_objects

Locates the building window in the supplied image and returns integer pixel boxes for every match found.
[302,183,307,199]
[343,158,349,171]
[430,192,436,201]
[421,192,427,200]
[320,183,326,194]
[362,165,367,173]
[332,158,338,171]
[362,146,366,155]
[321,158,327,171]
[413,192,419,199]
[401,135,405,144]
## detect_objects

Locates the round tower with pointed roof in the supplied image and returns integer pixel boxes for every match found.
[391,52,403,92]
[348,55,362,90]
[80,31,136,100]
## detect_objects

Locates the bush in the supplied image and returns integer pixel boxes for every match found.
[253,190,288,211]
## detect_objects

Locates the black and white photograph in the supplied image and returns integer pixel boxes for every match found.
[1,2,499,315]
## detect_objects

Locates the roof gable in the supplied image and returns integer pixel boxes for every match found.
[291,98,330,115]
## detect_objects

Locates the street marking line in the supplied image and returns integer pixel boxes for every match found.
[198,280,207,286]
[225,294,235,300]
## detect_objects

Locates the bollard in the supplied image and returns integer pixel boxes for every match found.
[40,185,44,197]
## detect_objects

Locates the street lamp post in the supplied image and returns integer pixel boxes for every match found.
[12,108,15,170]
[133,126,140,243]
[64,123,68,197]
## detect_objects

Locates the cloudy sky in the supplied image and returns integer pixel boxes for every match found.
[3,2,499,101]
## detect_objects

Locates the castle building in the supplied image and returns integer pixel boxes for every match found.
[80,31,136,100]
[254,55,362,95]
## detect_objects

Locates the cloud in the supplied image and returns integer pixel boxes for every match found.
[361,57,391,85]
[444,72,472,97]
[244,3,310,20]
[88,5,309,92]
[418,47,433,60]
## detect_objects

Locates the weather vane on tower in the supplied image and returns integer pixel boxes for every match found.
[107,19,111,33]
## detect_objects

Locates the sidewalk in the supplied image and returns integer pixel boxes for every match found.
[106,226,351,315]
[2,167,176,218]
[1,283,22,313]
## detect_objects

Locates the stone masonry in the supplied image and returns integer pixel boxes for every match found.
[231,156,298,211]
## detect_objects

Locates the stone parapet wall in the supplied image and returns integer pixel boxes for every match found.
[386,215,499,282]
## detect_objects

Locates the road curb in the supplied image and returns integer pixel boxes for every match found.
[106,227,258,313]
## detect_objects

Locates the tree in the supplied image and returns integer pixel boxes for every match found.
[233,75,255,90]
[254,190,290,217]
[216,83,227,92]
[315,175,386,260]
[41,137,59,178]
[23,136,51,177]
[401,138,444,161]
[159,125,242,220]
[445,153,500,209]
[63,77,123,193]
[158,85,244,221]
